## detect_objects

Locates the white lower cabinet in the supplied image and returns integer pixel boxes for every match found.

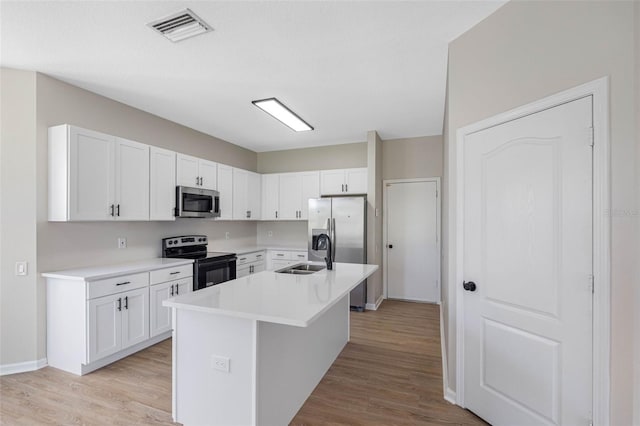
[236,250,266,277]
[88,286,149,363]
[45,261,193,376]
[150,278,192,337]
[267,250,308,270]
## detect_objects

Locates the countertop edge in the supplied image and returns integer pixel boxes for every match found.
[42,258,194,281]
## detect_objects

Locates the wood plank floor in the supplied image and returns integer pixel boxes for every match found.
[0,301,484,425]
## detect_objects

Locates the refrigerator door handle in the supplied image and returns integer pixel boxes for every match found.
[331,218,336,262]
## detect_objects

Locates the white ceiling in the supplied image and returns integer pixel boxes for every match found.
[1,1,505,152]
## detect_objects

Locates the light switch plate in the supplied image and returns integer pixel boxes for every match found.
[117,237,127,249]
[15,261,28,276]
[212,355,230,373]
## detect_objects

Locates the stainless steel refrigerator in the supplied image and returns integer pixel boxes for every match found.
[308,196,367,311]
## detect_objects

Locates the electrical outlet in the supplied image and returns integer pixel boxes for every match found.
[267,231,273,237]
[118,237,127,249]
[15,261,28,276]
[212,355,230,373]
[225,232,230,240]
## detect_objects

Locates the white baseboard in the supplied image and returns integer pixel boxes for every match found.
[365,295,384,311]
[0,358,48,376]
[444,387,457,404]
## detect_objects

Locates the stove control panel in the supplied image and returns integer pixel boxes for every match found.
[163,235,207,248]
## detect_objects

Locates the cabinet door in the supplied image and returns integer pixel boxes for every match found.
[253,262,266,274]
[237,266,250,278]
[114,138,150,221]
[149,281,173,337]
[232,168,249,220]
[88,294,121,362]
[320,169,346,195]
[217,164,233,220]
[345,168,368,194]
[69,127,115,221]
[121,287,149,350]
[261,174,279,220]
[278,173,302,220]
[271,260,290,270]
[175,279,192,296]
[149,147,176,221]
[199,159,217,190]
[176,153,200,187]
[248,172,261,220]
[299,171,320,220]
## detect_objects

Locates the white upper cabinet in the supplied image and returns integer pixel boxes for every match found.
[176,153,217,190]
[149,146,176,221]
[217,164,233,220]
[234,168,262,220]
[248,171,262,221]
[261,174,279,220]
[320,168,367,195]
[261,171,319,221]
[114,138,149,221]
[49,124,150,222]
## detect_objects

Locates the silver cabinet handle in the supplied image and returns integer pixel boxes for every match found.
[116,281,131,286]
[176,284,179,295]
[196,176,199,186]
[124,296,128,310]
[256,254,262,258]
[116,204,120,217]
[341,184,344,192]
[170,284,175,296]
[117,298,122,311]
[169,271,180,275]
[275,211,278,219]
[240,257,247,261]
[276,254,284,257]
[345,184,348,192]
[110,204,115,216]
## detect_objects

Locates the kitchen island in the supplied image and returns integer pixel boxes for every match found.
[164,262,378,426]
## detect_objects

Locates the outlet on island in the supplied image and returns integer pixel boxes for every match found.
[225,232,230,240]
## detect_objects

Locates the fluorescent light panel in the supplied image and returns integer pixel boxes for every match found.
[252,98,313,132]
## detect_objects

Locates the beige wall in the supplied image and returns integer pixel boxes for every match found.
[1,70,259,366]
[0,69,38,365]
[444,2,637,424]
[257,142,367,174]
[366,131,383,306]
[382,135,443,180]
[634,2,640,424]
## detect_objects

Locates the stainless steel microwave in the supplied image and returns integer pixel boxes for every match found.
[175,186,220,218]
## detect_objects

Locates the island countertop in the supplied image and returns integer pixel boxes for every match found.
[164,262,378,327]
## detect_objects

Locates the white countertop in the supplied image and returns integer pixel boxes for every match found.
[164,262,378,327]
[42,258,194,281]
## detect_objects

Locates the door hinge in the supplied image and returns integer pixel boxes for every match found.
[588,126,594,147]
[589,274,594,294]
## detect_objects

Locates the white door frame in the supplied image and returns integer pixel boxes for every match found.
[383,177,441,302]
[453,77,610,425]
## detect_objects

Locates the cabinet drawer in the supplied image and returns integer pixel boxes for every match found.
[87,272,148,300]
[291,252,308,261]
[271,250,289,260]
[238,251,265,265]
[150,264,193,285]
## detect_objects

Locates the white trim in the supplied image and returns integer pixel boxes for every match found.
[382,177,441,302]
[365,294,384,311]
[445,387,457,405]
[0,358,48,376]
[440,299,455,404]
[453,77,610,425]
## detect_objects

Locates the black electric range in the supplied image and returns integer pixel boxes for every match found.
[162,235,236,291]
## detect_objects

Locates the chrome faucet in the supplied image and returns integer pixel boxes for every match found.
[312,233,333,270]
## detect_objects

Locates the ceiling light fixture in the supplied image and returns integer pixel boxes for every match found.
[148,9,212,43]
[252,98,314,132]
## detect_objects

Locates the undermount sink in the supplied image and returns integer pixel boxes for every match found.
[275,263,326,275]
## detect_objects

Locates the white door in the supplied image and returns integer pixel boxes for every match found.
[114,138,149,221]
[261,174,279,220]
[232,168,249,220]
[345,168,367,194]
[88,294,121,362]
[149,146,176,221]
[176,153,200,188]
[463,97,593,425]
[248,172,262,220]
[199,159,217,190]
[217,164,233,220]
[299,171,320,220]
[278,173,302,220]
[386,180,439,302]
[121,287,149,349]
[320,169,346,195]
[150,281,173,337]
[68,127,114,221]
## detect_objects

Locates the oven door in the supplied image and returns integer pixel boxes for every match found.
[195,257,237,291]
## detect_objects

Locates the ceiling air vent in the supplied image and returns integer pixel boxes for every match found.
[148,8,212,43]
